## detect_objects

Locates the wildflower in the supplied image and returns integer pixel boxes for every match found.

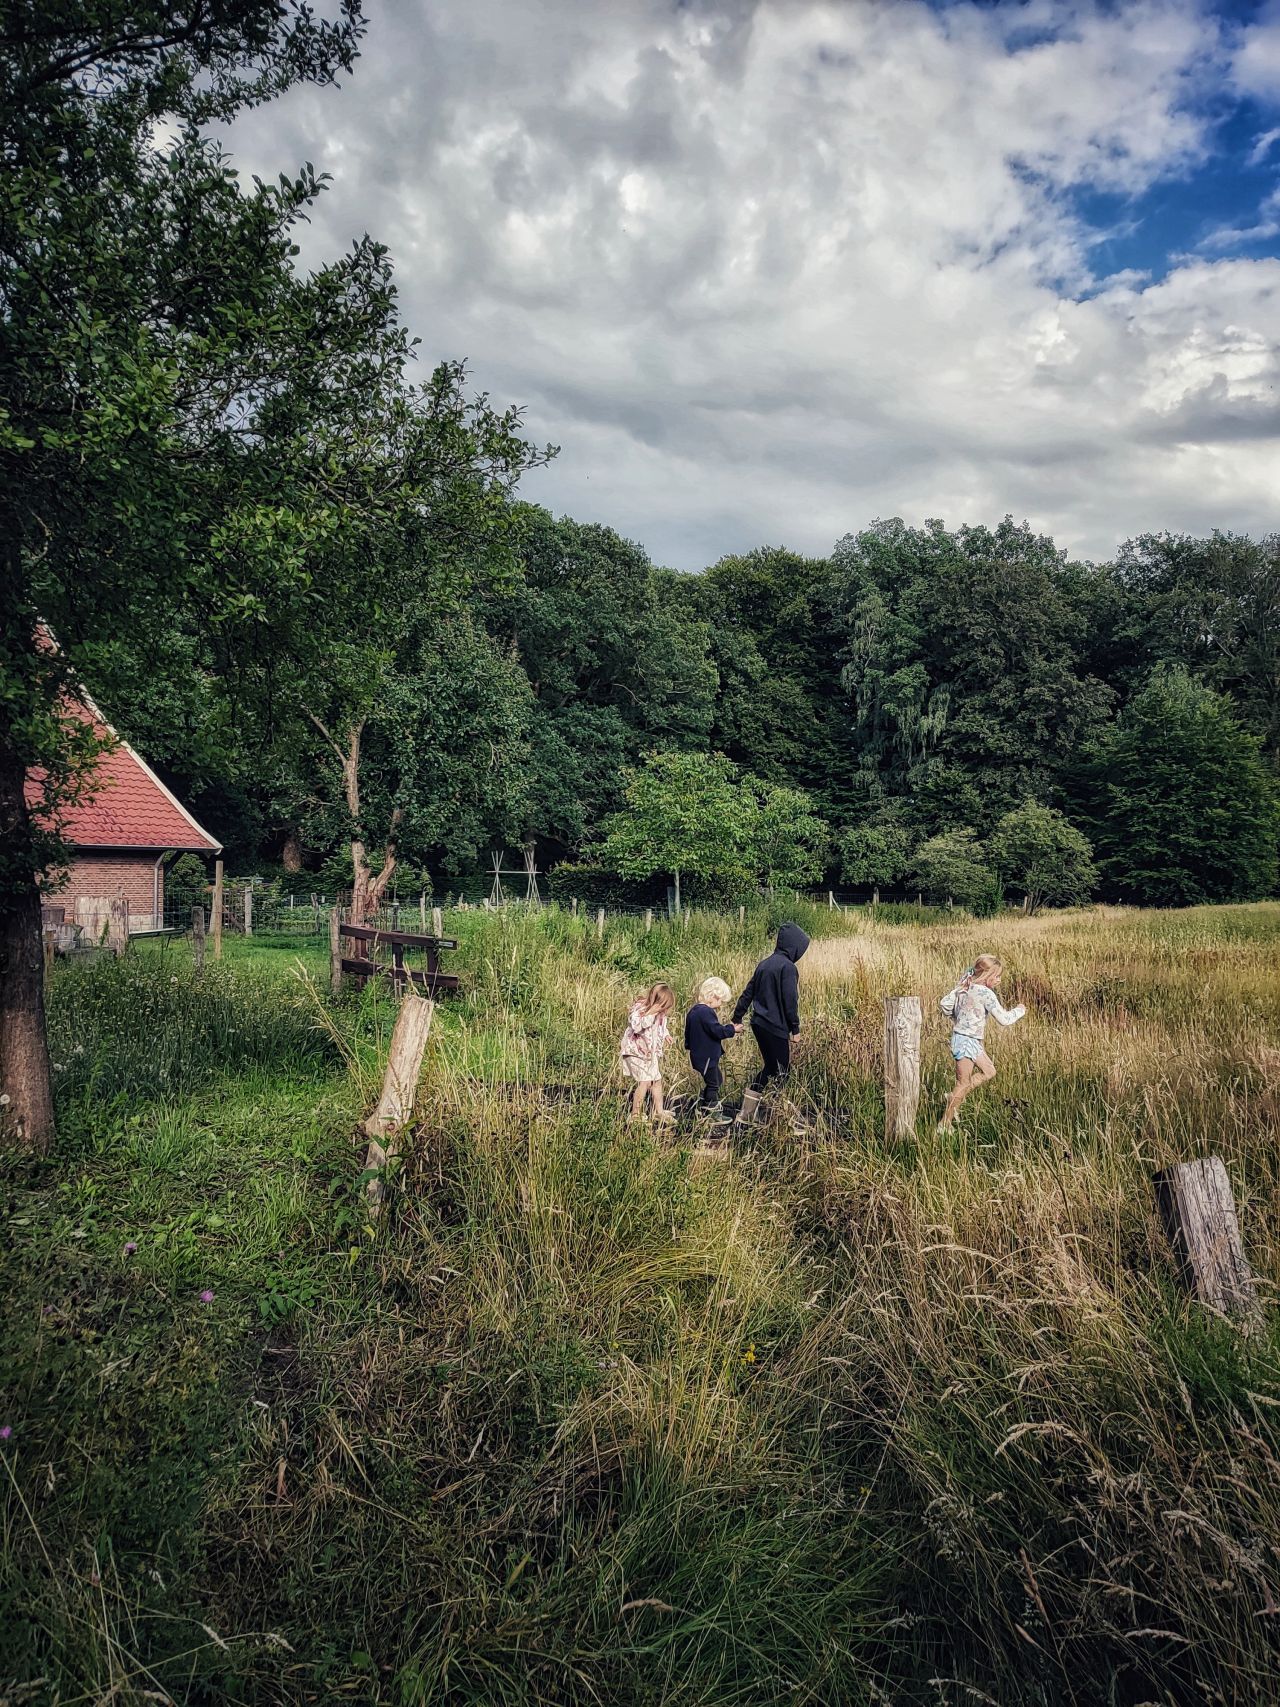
[199,1289,215,1303]
[0,1426,11,1441]
[123,1241,137,1256]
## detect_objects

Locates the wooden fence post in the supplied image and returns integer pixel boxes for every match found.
[872,888,879,907]
[596,906,605,940]
[419,893,427,931]
[916,891,922,908]
[571,897,578,916]
[738,904,745,926]
[644,907,653,934]
[329,905,343,998]
[42,929,54,981]
[192,905,205,971]
[243,886,253,937]
[883,995,922,1141]
[828,890,835,909]
[432,906,443,937]
[108,896,129,957]
[1022,893,1031,915]
[212,859,223,960]
[1154,1157,1261,1327]
[363,993,434,1212]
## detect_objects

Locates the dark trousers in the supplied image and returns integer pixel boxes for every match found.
[693,1058,723,1108]
[750,1023,791,1091]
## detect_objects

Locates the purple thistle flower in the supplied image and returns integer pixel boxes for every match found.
[0,1426,11,1441]
[199,1289,215,1304]
[123,1241,137,1256]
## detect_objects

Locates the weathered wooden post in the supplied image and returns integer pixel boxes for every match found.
[431,906,443,937]
[872,888,879,907]
[192,905,205,971]
[596,906,605,940]
[571,896,579,916]
[916,891,923,908]
[828,890,835,909]
[419,893,427,931]
[108,896,129,957]
[212,858,224,960]
[883,995,922,1141]
[1022,893,1031,915]
[644,907,653,934]
[42,929,54,981]
[329,905,343,998]
[1154,1157,1261,1328]
[947,896,953,913]
[363,993,434,1212]
[243,886,253,936]
[738,904,745,926]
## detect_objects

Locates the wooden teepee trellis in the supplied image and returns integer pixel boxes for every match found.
[488,843,542,906]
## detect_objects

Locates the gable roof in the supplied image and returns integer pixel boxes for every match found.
[24,673,222,856]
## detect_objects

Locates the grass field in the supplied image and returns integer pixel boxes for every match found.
[3,901,1280,1705]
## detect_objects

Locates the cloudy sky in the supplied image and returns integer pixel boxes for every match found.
[227,0,1280,570]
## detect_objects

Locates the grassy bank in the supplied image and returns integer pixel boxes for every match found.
[3,901,1279,1704]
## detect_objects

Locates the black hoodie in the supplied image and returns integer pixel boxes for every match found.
[733,922,810,1038]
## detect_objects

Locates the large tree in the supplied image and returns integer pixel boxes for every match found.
[597,751,752,914]
[1076,669,1279,906]
[0,2,424,1149]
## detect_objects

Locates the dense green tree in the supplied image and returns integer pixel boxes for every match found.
[744,779,830,891]
[909,828,999,912]
[598,751,752,913]
[836,815,913,891]
[2,1,389,1149]
[1077,669,1278,905]
[986,801,1096,912]
[830,518,1114,832]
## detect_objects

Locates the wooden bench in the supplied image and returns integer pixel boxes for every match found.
[333,920,460,996]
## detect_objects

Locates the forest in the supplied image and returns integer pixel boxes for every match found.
[82,511,1280,912]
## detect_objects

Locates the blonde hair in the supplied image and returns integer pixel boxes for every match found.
[697,976,732,1006]
[638,982,676,1017]
[959,954,1002,989]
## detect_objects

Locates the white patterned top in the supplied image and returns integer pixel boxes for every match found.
[940,982,1026,1041]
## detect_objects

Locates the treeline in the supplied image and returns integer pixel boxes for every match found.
[115,511,1279,910]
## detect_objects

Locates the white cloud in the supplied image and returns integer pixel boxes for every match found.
[224,0,1280,568]
[1234,0,1280,102]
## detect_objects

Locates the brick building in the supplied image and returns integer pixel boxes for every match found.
[27,697,221,935]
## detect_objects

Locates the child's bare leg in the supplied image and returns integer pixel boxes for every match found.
[650,1080,668,1120]
[941,1060,974,1129]
[630,1080,648,1118]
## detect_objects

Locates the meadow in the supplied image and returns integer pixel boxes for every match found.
[3,900,1280,1706]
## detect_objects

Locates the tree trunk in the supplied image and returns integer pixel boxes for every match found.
[0,745,55,1152]
[281,829,304,873]
[674,867,681,916]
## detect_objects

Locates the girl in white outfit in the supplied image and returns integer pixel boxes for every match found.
[938,954,1025,1131]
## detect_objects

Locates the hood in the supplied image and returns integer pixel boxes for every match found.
[775,922,810,963]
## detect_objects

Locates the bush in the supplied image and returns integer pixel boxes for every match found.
[546,861,668,908]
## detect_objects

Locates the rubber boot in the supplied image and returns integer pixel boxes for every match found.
[735,1088,763,1126]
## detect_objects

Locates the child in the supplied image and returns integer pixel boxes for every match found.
[938,954,1026,1131]
[684,976,744,1115]
[732,922,809,1123]
[620,982,676,1121]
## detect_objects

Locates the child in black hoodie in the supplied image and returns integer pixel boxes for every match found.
[733,923,810,1110]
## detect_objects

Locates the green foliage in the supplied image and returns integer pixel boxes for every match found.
[986,800,1097,911]
[545,862,667,908]
[598,750,754,907]
[744,777,830,890]
[1078,669,1279,905]
[836,815,913,889]
[164,854,209,918]
[909,827,1000,912]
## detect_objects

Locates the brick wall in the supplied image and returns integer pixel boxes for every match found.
[53,853,163,932]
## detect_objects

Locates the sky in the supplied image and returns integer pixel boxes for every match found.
[226,0,1280,571]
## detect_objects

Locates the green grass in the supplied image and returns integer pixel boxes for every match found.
[3,903,1280,1704]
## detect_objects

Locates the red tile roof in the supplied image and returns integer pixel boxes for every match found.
[25,700,222,854]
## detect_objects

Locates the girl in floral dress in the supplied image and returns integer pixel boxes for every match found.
[620,982,676,1121]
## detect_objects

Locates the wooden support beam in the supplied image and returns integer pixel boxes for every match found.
[330,905,343,998]
[212,859,223,960]
[1155,1157,1261,1327]
[363,993,433,1212]
[883,995,922,1141]
[108,896,129,957]
[192,905,205,972]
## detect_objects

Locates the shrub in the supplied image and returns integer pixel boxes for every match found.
[909,827,1000,913]
[986,801,1096,911]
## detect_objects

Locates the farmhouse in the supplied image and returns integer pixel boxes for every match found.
[27,693,221,935]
